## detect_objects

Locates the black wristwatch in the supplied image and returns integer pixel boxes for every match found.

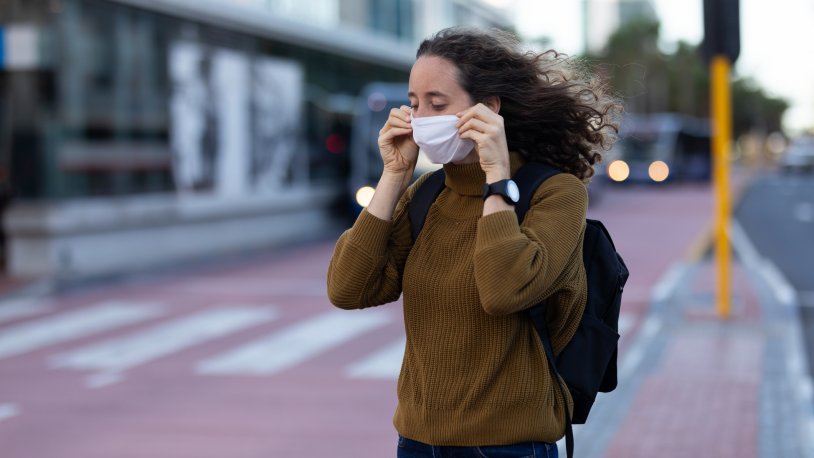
[482,179,520,205]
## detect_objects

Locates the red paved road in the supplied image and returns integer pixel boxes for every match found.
[0,181,716,458]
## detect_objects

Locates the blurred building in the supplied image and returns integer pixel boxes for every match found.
[0,0,511,278]
[583,0,656,54]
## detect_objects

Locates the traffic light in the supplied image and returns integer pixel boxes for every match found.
[701,0,740,63]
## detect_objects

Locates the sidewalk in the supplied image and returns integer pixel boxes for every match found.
[574,254,814,457]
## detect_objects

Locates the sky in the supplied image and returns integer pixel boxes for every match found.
[511,0,814,133]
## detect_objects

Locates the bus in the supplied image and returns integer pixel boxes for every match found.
[603,113,712,184]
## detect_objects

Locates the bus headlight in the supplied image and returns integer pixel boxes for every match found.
[355,186,376,208]
[648,161,669,182]
[607,160,630,182]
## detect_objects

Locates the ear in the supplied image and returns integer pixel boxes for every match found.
[483,96,501,114]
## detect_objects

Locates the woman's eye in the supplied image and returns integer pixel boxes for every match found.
[431,105,446,111]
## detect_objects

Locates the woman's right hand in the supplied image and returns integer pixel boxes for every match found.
[377,105,419,175]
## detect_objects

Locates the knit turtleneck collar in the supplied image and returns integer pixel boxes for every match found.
[441,152,526,197]
[442,161,485,196]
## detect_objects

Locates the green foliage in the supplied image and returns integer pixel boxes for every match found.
[586,18,788,136]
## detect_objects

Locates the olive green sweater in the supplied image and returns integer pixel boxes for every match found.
[327,156,587,445]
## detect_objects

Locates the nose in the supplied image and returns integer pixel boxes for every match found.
[411,107,429,119]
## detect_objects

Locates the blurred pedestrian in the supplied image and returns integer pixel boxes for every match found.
[327,27,620,458]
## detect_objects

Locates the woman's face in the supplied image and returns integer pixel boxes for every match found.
[408,55,474,118]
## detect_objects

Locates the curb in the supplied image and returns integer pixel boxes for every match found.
[682,164,756,263]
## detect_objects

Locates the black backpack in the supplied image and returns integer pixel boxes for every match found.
[408,161,629,458]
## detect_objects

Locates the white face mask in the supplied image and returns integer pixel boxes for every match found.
[411,114,475,164]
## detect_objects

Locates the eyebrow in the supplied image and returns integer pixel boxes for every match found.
[407,90,449,98]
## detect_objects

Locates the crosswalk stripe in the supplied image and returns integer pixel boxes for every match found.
[0,298,53,324]
[0,301,164,360]
[346,336,405,379]
[197,310,391,375]
[50,306,277,373]
[0,403,19,421]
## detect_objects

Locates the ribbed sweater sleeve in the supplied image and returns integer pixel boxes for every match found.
[326,173,430,309]
[473,173,587,316]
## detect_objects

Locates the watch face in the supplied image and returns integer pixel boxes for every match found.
[507,180,520,202]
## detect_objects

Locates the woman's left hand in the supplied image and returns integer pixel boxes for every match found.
[456,103,510,182]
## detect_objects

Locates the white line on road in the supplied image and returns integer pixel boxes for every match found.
[85,372,125,389]
[730,222,798,307]
[618,315,663,381]
[197,310,391,376]
[0,298,53,324]
[760,261,798,307]
[346,336,405,379]
[0,404,20,421]
[51,307,277,375]
[650,263,689,304]
[177,279,327,297]
[732,218,814,455]
[0,301,164,360]
[618,313,634,338]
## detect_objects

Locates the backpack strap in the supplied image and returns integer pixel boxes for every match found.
[511,161,561,221]
[408,161,560,240]
[514,162,575,458]
[530,306,575,458]
[408,169,446,242]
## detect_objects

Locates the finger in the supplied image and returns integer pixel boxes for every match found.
[381,127,413,139]
[455,104,497,127]
[458,117,492,135]
[390,107,411,123]
[380,114,413,133]
[386,117,412,131]
[455,105,477,126]
[459,129,485,144]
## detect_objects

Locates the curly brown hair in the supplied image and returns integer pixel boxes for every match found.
[416,27,622,181]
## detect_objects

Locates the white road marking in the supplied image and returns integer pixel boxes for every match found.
[0,301,164,360]
[51,307,277,374]
[733,218,814,455]
[85,372,124,389]
[0,298,53,324]
[0,404,20,421]
[794,202,813,223]
[177,279,327,297]
[729,221,762,266]
[618,315,662,381]
[198,310,391,375]
[617,313,634,338]
[731,221,797,307]
[650,263,689,304]
[760,261,798,307]
[346,336,405,379]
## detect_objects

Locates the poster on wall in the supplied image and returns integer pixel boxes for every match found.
[169,41,304,197]
[251,57,304,192]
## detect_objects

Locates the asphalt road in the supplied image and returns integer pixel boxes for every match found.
[735,170,814,379]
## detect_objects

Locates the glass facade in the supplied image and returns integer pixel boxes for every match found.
[0,0,411,203]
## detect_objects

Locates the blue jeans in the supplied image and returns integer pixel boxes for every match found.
[397,435,558,458]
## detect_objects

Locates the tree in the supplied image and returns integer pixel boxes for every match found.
[587,18,788,136]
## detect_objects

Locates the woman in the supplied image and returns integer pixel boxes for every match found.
[327,27,620,458]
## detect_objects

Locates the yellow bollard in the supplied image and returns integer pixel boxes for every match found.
[711,55,732,319]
